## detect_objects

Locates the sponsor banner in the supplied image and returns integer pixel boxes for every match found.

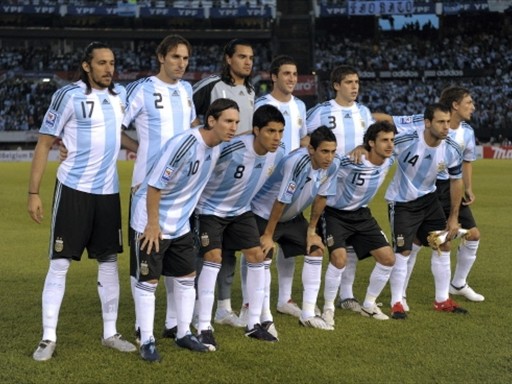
[0,150,58,162]
[139,6,204,18]
[294,75,317,96]
[443,1,489,15]
[67,6,119,16]
[0,5,58,14]
[210,6,272,18]
[347,1,414,15]
[482,145,512,159]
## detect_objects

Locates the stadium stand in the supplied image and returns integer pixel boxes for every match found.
[0,0,511,144]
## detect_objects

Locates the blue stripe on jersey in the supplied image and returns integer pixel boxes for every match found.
[51,84,80,111]
[219,141,246,159]
[305,101,329,120]
[126,77,149,101]
[168,135,197,167]
[293,154,311,180]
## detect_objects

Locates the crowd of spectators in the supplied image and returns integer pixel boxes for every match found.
[1,14,512,143]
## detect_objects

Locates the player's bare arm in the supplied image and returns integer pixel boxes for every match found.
[260,199,287,255]
[28,134,55,224]
[140,186,162,254]
[307,195,326,254]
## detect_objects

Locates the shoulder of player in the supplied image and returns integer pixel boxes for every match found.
[192,74,221,92]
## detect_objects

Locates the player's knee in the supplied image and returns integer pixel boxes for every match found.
[204,249,222,264]
[329,249,346,269]
[466,227,480,241]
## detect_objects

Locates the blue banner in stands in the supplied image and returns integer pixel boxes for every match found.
[443,1,489,15]
[210,6,272,18]
[347,1,414,15]
[0,5,58,14]
[139,6,205,18]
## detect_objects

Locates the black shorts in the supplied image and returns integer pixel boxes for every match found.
[323,206,389,260]
[198,212,261,254]
[436,179,477,229]
[255,213,316,259]
[388,192,446,253]
[50,181,123,261]
[131,231,196,280]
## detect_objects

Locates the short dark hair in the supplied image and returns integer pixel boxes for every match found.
[363,121,396,151]
[330,65,358,92]
[309,126,337,150]
[252,105,285,133]
[438,86,471,111]
[156,34,191,60]
[424,103,451,121]
[269,55,297,77]
[204,98,240,130]
[78,41,117,95]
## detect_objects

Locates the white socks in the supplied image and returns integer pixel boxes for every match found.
[338,249,357,300]
[97,260,120,339]
[431,250,451,303]
[389,254,408,305]
[302,256,322,318]
[276,246,296,306]
[164,275,177,329]
[261,260,273,323]
[197,261,221,331]
[135,281,157,344]
[363,262,393,308]
[174,277,196,339]
[41,258,71,341]
[402,243,421,298]
[452,240,479,288]
[246,262,265,329]
[323,262,345,310]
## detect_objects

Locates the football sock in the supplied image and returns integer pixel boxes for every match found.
[41,258,71,341]
[452,240,479,287]
[323,262,345,310]
[302,256,322,318]
[402,243,421,298]
[431,250,451,303]
[246,261,265,330]
[339,248,357,300]
[97,260,120,339]
[363,262,393,308]
[135,281,157,344]
[389,254,408,305]
[174,276,196,339]
[261,260,273,323]
[164,276,177,329]
[276,246,296,306]
[197,261,221,331]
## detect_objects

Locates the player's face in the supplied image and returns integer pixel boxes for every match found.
[309,141,337,170]
[370,131,395,159]
[425,110,451,141]
[333,74,359,104]
[159,44,189,84]
[272,64,298,95]
[227,45,253,81]
[82,48,115,90]
[254,121,284,154]
[453,94,475,122]
[209,108,239,142]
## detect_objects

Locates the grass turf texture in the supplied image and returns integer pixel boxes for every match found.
[1,159,511,383]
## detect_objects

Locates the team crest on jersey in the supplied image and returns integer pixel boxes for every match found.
[201,232,209,247]
[326,234,334,247]
[437,162,446,172]
[161,166,175,182]
[54,237,64,253]
[140,261,149,276]
[285,181,297,197]
[45,110,58,128]
[297,117,303,127]
[267,166,275,176]
[396,234,405,247]
[188,99,192,108]
[360,119,366,130]
[119,101,126,114]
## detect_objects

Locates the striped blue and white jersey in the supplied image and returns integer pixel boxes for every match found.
[251,148,338,222]
[327,155,394,211]
[196,134,285,217]
[306,100,374,155]
[40,80,125,194]
[385,130,463,203]
[130,128,220,239]
[393,115,477,181]
[255,94,307,154]
[123,76,196,187]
